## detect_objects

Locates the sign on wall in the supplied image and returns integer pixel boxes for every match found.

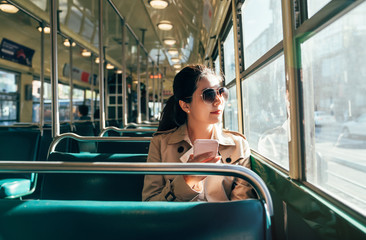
[0,38,35,67]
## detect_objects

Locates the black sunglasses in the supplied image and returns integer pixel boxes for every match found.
[200,87,229,104]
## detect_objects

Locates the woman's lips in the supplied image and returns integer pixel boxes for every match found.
[210,110,222,114]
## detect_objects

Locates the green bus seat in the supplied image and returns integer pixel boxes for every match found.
[0,199,268,240]
[40,152,147,201]
[72,121,97,153]
[0,131,40,198]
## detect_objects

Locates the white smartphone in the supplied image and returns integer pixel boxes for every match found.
[193,139,219,162]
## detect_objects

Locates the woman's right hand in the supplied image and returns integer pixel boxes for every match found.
[183,152,221,191]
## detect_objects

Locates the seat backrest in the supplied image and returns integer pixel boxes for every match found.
[72,122,97,152]
[97,140,150,154]
[40,152,147,201]
[0,131,40,179]
[0,199,268,240]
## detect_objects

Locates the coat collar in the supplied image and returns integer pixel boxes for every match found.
[167,123,235,146]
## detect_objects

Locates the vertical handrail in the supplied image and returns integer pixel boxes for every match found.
[98,0,106,131]
[104,58,109,123]
[115,71,118,121]
[281,0,302,180]
[137,42,142,124]
[145,55,149,121]
[69,40,74,128]
[50,0,59,138]
[39,21,45,134]
[152,62,156,119]
[90,54,95,122]
[121,20,128,127]
[231,0,244,133]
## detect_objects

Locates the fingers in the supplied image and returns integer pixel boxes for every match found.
[201,156,221,163]
[189,152,214,163]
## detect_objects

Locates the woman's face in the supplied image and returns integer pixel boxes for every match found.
[187,75,226,125]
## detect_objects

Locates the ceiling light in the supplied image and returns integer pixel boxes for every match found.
[173,64,181,69]
[148,0,168,9]
[0,1,19,13]
[175,69,180,74]
[37,26,50,34]
[95,57,100,64]
[171,57,180,63]
[163,38,176,46]
[168,49,178,55]
[157,20,173,31]
[81,49,91,57]
[106,63,114,70]
[63,39,76,47]
[116,70,123,74]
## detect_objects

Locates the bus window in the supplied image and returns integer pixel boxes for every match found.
[214,56,220,77]
[241,0,283,69]
[0,70,18,124]
[307,0,331,18]
[223,27,236,83]
[301,1,366,215]
[224,85,238,132]
[242,54,288,169]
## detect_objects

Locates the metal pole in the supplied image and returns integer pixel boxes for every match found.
[98,0,106,131]
[40,22,45,132]
[90,54,95,122]
[152,63,156,119]
[160,68,165,112]
[50,0,59,137]
[121,20,128,127]
[145,56,149,121]
[231,0,243,133]
[105,59,109,124]
[281,0,302,180]
[137,43,141,123]
[69,40,74,127]
[115,71,118,121]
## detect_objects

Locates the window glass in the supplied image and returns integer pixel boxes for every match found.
[242,54,289,169]
[307,0,331,18]
[301,2,366,215]
[241,0,283,69]
[0,70,17,93]
[214,56,220,77]
[32,80,52,123]
[223,27,236,82]
[224,85,238,132]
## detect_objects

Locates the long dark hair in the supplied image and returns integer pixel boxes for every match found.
[158,64,219,131]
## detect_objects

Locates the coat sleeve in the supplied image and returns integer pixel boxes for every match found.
[142,135,199,201]
[230,137,257,201]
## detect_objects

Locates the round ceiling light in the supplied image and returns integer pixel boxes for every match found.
[95,57,100,64]
[157,20,173,31]
[63,39,76,47]
[106,63,114,70]
[173,64,181,69]
[168,49,178,55]
[38,26,50,34]
[81,49,91,57]
[171,57,180,63]
[0,1,19,13]
[163,39,176,46]
[148,0,168,9]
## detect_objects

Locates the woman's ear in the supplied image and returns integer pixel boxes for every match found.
[179,100,190,114]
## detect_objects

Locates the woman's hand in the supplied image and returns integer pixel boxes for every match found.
[183,152,221,191]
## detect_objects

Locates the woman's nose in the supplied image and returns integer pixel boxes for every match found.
[213,92,224,106]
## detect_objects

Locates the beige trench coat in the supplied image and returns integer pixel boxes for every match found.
[142,124,255,202]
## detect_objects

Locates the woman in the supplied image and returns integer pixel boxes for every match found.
[142,65,255,202]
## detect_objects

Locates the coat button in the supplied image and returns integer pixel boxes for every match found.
[226,157,232,163]
[177,146,184,153]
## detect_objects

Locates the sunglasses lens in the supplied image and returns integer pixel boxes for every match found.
[202,89,217,103]
[219,87,229,100]
[202,87,229,103]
